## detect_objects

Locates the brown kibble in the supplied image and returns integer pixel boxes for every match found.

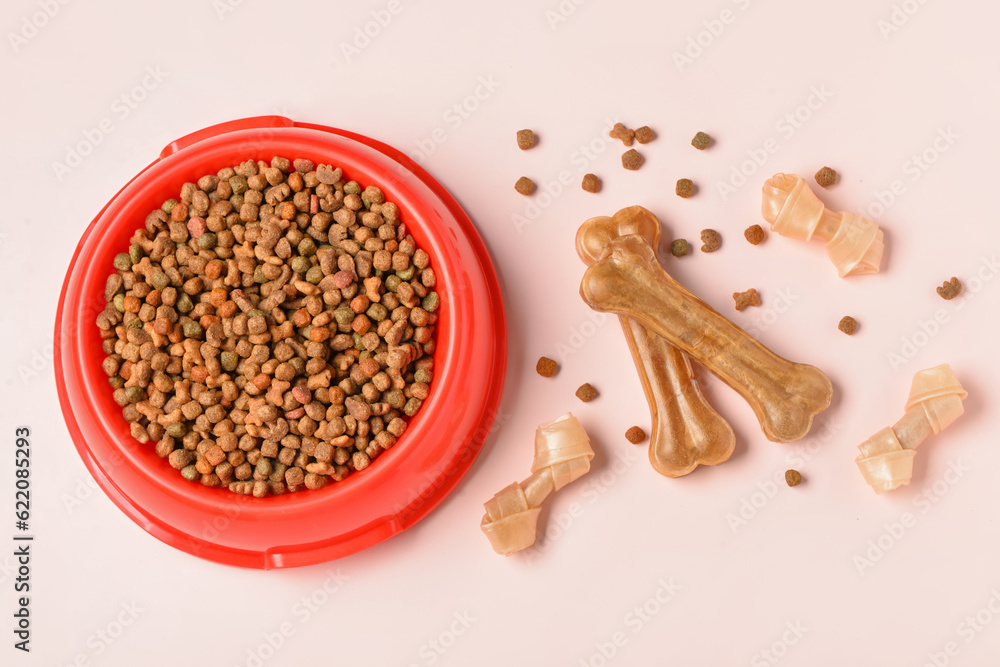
[744,224,765,245]
[621,149,643,171]
[581,173,602,193]
[634,126,655,144]
[609,122,635,146]
[937,277,962,300]
[514,177,535,195]
[838,316,858,335]
[785,469,802,487]
[733,288,761,311]
[670,239,690,257]
[691,132,712,150]
[625,426,647,444]
[675,179,695,198]
[700,229,721,253]
[814,166,838,188]
[575,383,598,403]
[516,129,536,150]
[536,356,558,378]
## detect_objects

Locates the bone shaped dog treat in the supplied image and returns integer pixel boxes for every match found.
[856,364,967,494]
[761,173,885,277]
[581,235,833,442]
[576,207,735,477]
[481,413,594,555]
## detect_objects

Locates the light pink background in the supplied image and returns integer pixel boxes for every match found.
[2,0,999,665]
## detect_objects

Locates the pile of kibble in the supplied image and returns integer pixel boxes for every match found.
[95,156,439,497]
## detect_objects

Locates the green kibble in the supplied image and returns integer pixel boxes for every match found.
[361,195,372,210]
[220,351,239,372]
[113,253,132,271]
[298,237,317,257]
[670,239,690,257]
[414,368,433,384]
[386,389,405,409]
[359,350,371,361]
[366,303,388,321]
[254,266,267,283]
[334,306,355,327]
[422,292,440,312]
[353,332,365,350]
[306,266,324,284]
[230,194,244,210]
[403,397,423,417]
[375,269,385,278]
[108,376,125,389]
[176,293,193,313]
[128,244,143,265]
[126,318,143,329]
[150,270,170,291]
[197,232,217,250]
[256,457,271,477]
[124,386,144,403]
[113,293,126,313]
[289,357,306,375]
[395,266,415,281]
[343,181,361,195]
[384,275,401,292]
[182,321,204,338]
[247,309,265,319]
[229,175,248,195]
[270,462,287,482]
[290,256,311,274]
[180,465,200,481]
[161,198,179,214]
[166,422,187,438]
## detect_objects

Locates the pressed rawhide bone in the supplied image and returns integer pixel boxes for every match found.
[761,173,884,277]
[856,364,967,494]
[576,207,735,477]
[481,413,594,555]
[580,235,833,443]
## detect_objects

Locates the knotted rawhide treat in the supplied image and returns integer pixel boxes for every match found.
[856,364,967,494]
[481,413,594,555]
[761,173,884,277]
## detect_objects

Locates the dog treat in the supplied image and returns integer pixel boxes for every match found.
[733,288,761,311]
[814,166,838,188]
[670,239,690,257]
[575,383,598,402]
[609,122,635,146]
[744,224,765,245]
[761,173,884,277]
[625,426,647,444]
[691,132,712,150]
[516,129,536,150]
[515,177,535,195]
[635,126,655,144]
[576,207,735,476]
[838,316,858,335]
[580,233,832,442]
[481,413,595,555]
[937,277,962,300]
[622,149,643,171]
[536,356,559,378]
[785,469,802,486]
[856,364,967,494]
[676,179,694,198]
[581,173,602,193]
[700,229,721,253]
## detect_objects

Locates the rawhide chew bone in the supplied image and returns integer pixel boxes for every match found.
[761,173,884,277]
[580,234,833,443]
[576,207,735,477]
[481,413,594,555]
[856,364,967,494]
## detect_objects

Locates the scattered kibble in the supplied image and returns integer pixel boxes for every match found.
[622,149,643,171]
[675,178,694,198]
[700,229,721,253]
[733,288,761,311]
[536,356,559,378]
[582,173,602,193]
[744,224,765,245]
[625,426,647,444]
[575,383,598,402]
[670,239,690,257]
[814,166,838,188]
[609,123,635,146]
[514,176,535,195]
[937,277,962,300]
[691,132,712,150]
[516,129,536,150]
[634,126,655,144]
[785,469,802,487]
[838,316,858,335]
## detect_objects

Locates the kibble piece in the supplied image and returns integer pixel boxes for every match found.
[609,122,635,146]
[575,383,598,403]
[516,129,536,150]
[675,179,694,198]
[621,149,643,171]
[814,167,838,188]
[625,426,647,444]
[691,132,712,150]
[536,356,559,378]
[744,224,765,245]
[785,469,802,487]
[634,126,655,144]
[514,177,535,195]
[937,277,962,300]
[700,229,721,253]
[670,239,690,257]
[838,316,858,335]
[733,288,761,311]
[581,173,602,193]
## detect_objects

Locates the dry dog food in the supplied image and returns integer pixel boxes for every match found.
[670,239,690,257]
[675,179,694,198]
[814,166,838,188]
[785,469,802,487]
[733,288,761,311]
[625,426,647,444]
[609,123,635,146]
[621,149,643,171]
[581,174,602,193]
[634,126,655,144]
[96,157,440,497]
[838,316,858,335]
[744,224,765,245]
[514,177,535,195]
[691,132,711,150]
[937,277,962,300]
[575,383,598,402]
[700,229,721,253]
[536,356,559,377]
[516,129,536,150]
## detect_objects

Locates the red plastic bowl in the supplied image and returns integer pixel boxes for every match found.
[54,116,507,569]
